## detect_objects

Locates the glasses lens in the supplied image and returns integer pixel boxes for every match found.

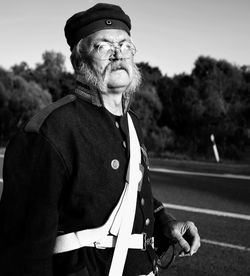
[97,41,137,60]
[120,42,136,58]
[98,43,112,60]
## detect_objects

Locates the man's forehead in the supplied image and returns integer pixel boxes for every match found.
[88,29,131,43]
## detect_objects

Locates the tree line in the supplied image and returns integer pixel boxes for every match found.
[0,51,250,161]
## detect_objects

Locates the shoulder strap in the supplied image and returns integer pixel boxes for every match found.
[108,113,142,276]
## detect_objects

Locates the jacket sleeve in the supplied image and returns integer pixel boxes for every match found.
[153,197,176,225]
[0,130,69,276]
[153,197,177,254]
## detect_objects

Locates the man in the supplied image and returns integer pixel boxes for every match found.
[0,3,200,276]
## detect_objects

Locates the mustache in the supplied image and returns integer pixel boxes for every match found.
[78,59,142,94]
[103,61,129,76]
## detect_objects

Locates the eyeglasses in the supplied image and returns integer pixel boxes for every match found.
[93,41,137,60]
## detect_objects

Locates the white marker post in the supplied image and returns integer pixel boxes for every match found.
[210,134,220,162]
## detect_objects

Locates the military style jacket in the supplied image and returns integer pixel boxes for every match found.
[0,77,174,276]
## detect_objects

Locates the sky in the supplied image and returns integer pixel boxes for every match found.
[0,0,250,77]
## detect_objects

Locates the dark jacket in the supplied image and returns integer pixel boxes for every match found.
[0,80,171,276]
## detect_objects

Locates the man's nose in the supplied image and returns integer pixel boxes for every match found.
[110,47,123,60]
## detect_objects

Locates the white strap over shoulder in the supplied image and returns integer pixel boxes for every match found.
[108,113,142,276]
[54,113,143,276]
[54,184,128,254]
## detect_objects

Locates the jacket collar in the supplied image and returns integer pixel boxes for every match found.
[74,73,131,113]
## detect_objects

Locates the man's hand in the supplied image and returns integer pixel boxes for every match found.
[163,220,201,257]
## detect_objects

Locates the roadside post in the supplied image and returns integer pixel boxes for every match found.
[210,134,220,162]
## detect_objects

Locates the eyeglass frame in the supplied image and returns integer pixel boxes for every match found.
[91,40,137,60]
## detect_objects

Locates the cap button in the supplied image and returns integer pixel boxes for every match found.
[106,19,112,25]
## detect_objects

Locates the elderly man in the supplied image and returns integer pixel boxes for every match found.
[0,3,200,276]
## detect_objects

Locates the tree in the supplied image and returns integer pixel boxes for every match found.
[11,62,34,82]
[60,71,75,97]
[34,51,66,100]
[0,69,52,143]
[0,67,12,91]
[192,56,250,158]
[0,68,12,143]
[137,62,162,87]
[157,74,206,154]
[131,63,163,151]
[0,81,11,143]
[8,76,51,130]
[131,84,162,134]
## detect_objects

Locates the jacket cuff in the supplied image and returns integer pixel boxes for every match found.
[155,207,176,227]
[153,198,176,226]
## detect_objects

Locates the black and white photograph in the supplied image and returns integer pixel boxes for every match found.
[0,1,249,275]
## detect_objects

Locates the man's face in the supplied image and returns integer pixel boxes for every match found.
[87,29,135,94]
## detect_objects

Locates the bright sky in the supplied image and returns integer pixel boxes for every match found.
[0,0,250,76]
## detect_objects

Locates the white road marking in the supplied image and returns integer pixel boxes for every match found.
[201,238,250,252]
[150,167,250,180]
[164,203,250,221]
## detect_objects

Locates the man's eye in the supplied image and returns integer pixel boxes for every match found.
[98,43,111,52]
[121,42,132,49]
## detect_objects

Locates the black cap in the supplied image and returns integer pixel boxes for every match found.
[64,3,131,50]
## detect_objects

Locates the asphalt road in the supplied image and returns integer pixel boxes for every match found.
[1,153,250,275]
[150,163,250,276]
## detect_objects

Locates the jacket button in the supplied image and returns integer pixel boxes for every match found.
[122,141,126,148]
[141,198,145,206]
[111,159,119,170]
[145,218,150,226]
[115,122,119,128]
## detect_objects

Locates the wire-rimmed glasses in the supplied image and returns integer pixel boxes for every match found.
[94,41,137,60]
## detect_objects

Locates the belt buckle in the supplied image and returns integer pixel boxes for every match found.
[142,233,154,251]
[94,241,106,250]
